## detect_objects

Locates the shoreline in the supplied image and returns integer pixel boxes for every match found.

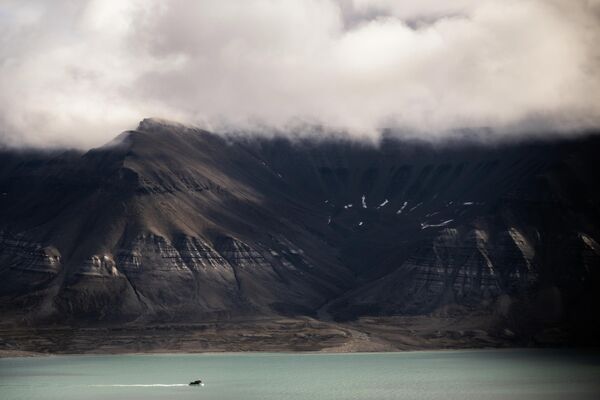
[0,315,575,358]
[0,346,573,359]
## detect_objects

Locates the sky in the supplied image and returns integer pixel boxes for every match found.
[1,0,599,148]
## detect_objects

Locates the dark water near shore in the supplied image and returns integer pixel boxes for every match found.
[1,349,599,399]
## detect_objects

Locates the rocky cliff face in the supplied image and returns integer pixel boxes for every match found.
[1,120,599,342]
[0,230,62,295]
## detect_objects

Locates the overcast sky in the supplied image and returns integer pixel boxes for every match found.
[1,0,599,148]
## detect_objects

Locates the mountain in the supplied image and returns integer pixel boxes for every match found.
[1,119,599,348]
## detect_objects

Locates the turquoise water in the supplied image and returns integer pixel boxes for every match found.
[1,349,599,399]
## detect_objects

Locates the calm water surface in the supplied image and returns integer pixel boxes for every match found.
[1,349,599,399]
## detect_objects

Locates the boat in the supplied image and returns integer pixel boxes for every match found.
[189,379,204,386]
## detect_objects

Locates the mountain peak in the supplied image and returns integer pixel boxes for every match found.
[95,118,205,155]
[137,117,191,132]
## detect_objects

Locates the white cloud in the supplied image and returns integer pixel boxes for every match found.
[351,0,481,20]
[0,0,599,148]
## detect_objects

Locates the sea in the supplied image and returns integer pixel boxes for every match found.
[1,349,599,399]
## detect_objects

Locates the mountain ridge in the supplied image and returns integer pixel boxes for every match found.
[1,119,599,347]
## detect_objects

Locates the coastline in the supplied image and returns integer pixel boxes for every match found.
[0,315,571,358]
[3,346,592,361]
[0,346,548,359]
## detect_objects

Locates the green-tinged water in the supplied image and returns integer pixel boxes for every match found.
[1,349,599,400]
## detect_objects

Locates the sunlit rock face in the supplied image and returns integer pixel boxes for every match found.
[0,120,599,335]
[329,226,540,317]
[78,255,119,277]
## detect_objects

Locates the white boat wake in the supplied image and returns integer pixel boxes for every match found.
[89,384,189,387]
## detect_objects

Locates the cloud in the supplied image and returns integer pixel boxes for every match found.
[0,0,599,148]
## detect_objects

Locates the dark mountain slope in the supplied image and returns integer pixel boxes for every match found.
[0,120,354,324]
[1,120,599,344]
[248,135,600,341]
